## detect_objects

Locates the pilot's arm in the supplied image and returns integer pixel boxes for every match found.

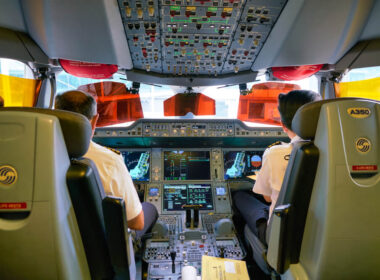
[111,155,144,231]
[127,210,144,230]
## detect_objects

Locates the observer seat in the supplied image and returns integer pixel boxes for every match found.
[0,107,134,280]
[244,98,380,279]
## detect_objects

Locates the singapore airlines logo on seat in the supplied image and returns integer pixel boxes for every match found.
[347,108,371,119]
[0,165,18,186]
[355,138,371,153]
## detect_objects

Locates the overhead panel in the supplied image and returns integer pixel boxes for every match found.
[118,0,287,77]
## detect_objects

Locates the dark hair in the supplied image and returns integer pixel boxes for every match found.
[0,96,4,107]
[55,90,97,120]
[278,90,321,130]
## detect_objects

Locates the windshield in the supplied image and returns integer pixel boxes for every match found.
[56,71,318,127]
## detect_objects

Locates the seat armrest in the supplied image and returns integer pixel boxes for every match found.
[267,204,291,274]
[102,196,132,280]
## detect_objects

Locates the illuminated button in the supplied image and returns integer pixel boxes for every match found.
[125,7,132,17]
[148,6,155,16]
[137,8,143,19]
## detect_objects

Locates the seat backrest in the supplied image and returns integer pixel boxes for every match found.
[66,158,115,279]
[267,98,380,279]
[266,141,319,273]
[0,108,92,279]
[0,108,133,280]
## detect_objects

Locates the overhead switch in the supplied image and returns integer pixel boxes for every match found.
[137,8,143,19]
[148,6,155,17]
[125,7,132,17]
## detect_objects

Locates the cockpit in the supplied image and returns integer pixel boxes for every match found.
[1,0,380,279]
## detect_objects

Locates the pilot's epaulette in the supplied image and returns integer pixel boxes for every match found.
[106,146,121,155]
[267,141,282,148]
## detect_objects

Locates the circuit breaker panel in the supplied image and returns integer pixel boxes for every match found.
[118,0,287,76]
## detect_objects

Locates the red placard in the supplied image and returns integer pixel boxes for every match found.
[272,64,323,81]
[59,59,118,79]
[352,165,378,171]
[0,202,27,209]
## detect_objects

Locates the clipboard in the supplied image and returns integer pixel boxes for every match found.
[202,255,250,280]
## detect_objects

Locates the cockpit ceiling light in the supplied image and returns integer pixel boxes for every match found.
[271,64,323,81]
[164,93,216,116]
[78,81,143,127]
[59,59,118,79]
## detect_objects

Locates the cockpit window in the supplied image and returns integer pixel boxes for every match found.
[0,58,41,107]
[56,71,318,127]
[336,66,380,101]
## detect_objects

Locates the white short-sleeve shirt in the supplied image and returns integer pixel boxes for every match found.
[253,136,301,220]
[84,141,142,221]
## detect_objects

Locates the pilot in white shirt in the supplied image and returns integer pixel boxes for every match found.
[233,90,320,243]
[85,140,142,222]
[55,90,158,236]
[253,135,301,220]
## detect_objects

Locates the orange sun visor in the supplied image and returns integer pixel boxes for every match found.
[78,81,143,127]
[0,74,41,107]
[164,93,216,116]
[237,82,301,125]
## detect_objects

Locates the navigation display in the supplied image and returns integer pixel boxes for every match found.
[121,151,150,181]
[163,184,213,211]
[223,150,264,179]
[163,150,210,180]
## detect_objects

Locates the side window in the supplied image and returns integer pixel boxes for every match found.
[0,58,40,107]
[335,66,380,101]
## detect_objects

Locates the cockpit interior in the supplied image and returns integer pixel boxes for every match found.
[0,0,380,279]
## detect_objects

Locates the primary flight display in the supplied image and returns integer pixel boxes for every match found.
[163,150,211,180]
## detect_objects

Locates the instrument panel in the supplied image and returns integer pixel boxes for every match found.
[118,147,264,214]
[94,119,286,280]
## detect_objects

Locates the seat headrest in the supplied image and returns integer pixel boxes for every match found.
[292,98,379,140]
[0,107,92,158]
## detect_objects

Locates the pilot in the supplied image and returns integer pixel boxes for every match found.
[0,96,4,107]
[233,90,321,243]
[55,90,158,238]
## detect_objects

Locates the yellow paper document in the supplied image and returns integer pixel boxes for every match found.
[202,255,250,280]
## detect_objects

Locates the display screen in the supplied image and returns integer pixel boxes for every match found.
[163,150,210,180]
[163,184,213,211]
[121,151,150,181]
[223,150,264,179]
[148,187,159,197]
[216,187,226,196]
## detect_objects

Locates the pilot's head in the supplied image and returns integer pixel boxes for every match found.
[0,96,4,107]
[278,90,320,137]
[55,90,99,134]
